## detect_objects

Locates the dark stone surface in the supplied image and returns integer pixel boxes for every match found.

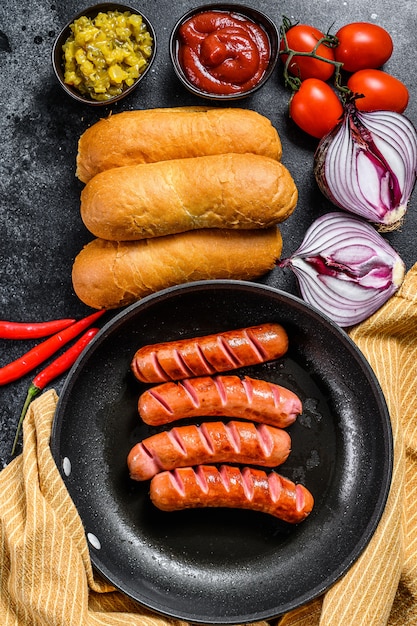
[1,0,416,467]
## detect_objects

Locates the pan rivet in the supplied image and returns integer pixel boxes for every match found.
[87,533,101,550]
[62,457,71,476]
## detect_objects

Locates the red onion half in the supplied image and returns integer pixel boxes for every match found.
[314,102,417,228]
[278,212,405,327]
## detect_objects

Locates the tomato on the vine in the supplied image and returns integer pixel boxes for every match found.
[289,78,344,139]
[334,22,393,72]
[347,69,409,113]
[280,24,336,81]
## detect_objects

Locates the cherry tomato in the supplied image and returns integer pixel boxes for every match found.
[347,69,409,113]
[280,24,336,81]
[289,78,344,139]
[335,22,393,72]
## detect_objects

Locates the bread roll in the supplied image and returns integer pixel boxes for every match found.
[76,107,282,183]
[80,153,297,241]
[72,227,282,309]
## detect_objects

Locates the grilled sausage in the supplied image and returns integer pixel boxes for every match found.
[131,323,288,383]
[127,420,292,481]
[150,465,314,523]
[138,375,302,428]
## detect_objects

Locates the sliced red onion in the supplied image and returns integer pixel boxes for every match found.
[278,212,405,327]
[314,102,417,228]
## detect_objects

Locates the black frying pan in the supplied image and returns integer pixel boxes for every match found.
[50,280,393,624]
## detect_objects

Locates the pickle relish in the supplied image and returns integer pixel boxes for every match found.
[62,10,153,101]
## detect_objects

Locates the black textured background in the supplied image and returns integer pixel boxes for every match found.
[1,0,416,467]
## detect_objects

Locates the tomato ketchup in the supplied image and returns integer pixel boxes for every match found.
[176,10,271,95]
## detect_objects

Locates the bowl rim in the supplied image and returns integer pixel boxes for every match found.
[52,2,157,106]
[169,2,280,101]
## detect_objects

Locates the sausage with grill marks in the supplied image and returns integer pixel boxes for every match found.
[131,323,288,383]
[149,465,314,524]
[138,375,302,428]
[127,420,292,481]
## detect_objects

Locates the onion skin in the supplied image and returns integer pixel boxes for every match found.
[314,101,417,229]
[278,212,405,327]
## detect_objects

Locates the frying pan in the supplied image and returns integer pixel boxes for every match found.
[51,280,393,623]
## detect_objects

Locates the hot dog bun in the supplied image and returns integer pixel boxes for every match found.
[72,227,282,309]
[76,106,282,183]
[80,153,298,241]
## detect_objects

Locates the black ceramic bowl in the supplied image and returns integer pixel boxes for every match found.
[169,3,279,101]
[52,3,156,106]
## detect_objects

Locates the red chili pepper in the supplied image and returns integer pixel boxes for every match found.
[0,318,76,339]
[0,309,105,386]
[11,327,100,455]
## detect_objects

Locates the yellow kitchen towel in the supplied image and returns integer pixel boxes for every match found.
[0,263,416,626]
[278,262,417,626]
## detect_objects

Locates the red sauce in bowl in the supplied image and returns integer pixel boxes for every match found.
[177,10,271,95]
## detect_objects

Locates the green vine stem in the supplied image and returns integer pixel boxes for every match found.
[279,17,350,98]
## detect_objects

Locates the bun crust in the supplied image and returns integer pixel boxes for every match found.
[72,227,282,309]
[76,107,282,183]
[80,153,297,241]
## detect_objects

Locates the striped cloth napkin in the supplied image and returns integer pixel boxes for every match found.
[1,263,416,626]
